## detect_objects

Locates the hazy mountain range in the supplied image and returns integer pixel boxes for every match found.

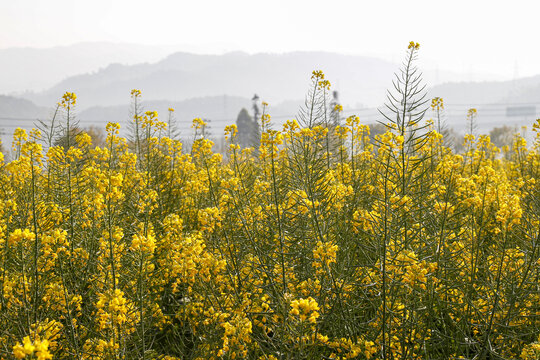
[1,43,516,109]
[21,51,401,109]
[1,43,540,144]
[428,75,540,105]
[0,42,175,94]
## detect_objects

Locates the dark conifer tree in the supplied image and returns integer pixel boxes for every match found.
[235,108,259,148]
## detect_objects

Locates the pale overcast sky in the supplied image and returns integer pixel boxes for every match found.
[1,0,539,79]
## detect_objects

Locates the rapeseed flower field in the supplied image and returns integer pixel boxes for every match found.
[0,43,538,359]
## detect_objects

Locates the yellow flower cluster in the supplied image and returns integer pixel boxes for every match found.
[290,297,320,323]
[313,240,338,269]
[7,228,35,246]
[60,92,76,107]
[13,336,52,360]
[431,96,444,110]
[408,41,420,50]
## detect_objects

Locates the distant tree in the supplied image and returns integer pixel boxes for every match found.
[490,125,515,149]
[330,91,342,127]
[368,122,387,143]
[53,125,105,149]
[236,108,252,147]
[445,127,464,153]
[235,108,259,148]
[251,95,261,148]
[84,126,106,148]
[252,94,260,125]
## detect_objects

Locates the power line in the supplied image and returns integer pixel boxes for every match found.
[1,102,539,129]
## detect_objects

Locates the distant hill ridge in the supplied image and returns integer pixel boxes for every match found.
[428,74,540,105]
[2,43,535,111]
[0,42,174,95]
[22,51,401,109]
[18,50,540,112]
